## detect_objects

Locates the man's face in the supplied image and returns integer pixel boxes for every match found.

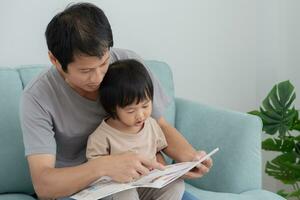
[60,50,110,95]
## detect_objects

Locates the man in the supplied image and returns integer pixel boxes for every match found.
[20,3,212,200]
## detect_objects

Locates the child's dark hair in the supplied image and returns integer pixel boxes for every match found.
[45,2,113,72]
[100,59,153,118]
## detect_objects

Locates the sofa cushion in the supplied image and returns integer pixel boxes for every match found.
[185,183,285,200]
[0,68,34,194]
[0,194,36,200]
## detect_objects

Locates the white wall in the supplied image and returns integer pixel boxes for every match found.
[0,0,258,112]
[1,0,299,194]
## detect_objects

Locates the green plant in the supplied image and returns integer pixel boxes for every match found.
[249,80,300,199]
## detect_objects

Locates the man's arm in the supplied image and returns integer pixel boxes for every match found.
[156,152,167,166]
[28,153,164,199]
[157,117,196,162]
[157,117,213,179]
[28,154,102,199]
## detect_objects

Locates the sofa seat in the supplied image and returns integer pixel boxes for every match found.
[186,183,284,200]
[0,194,36,200]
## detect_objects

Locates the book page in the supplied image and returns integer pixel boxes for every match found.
[71,148,219,200]
[71,177,134,200]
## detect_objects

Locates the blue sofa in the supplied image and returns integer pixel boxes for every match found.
[0,61,285,200]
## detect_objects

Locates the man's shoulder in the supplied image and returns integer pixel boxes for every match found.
[22,67,59,102]
[23,67,52,93]
[110,48,142,63]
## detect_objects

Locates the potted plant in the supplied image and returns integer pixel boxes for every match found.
[249,80,300,199]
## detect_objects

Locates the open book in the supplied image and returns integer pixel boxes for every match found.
[71,148,219,200]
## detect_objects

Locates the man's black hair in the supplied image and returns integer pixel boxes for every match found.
[45,2,113,72]
[100,59,154,119]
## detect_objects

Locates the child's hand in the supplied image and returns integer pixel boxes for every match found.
[99,152,165,183]
[182,151,213,179]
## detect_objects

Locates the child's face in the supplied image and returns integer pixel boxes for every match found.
[116,99,152,129]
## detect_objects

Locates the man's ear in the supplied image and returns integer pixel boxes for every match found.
[48,51,62,70]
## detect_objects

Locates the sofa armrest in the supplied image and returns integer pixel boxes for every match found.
[175,98,262,194]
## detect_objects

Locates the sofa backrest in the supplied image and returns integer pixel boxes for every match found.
[145,61,175,125]
[0,61,175,194]
[0,68,35,194]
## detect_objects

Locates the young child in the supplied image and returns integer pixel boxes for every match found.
[86,59,185,200]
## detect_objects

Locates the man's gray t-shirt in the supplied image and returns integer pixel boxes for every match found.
[20,48,170,168]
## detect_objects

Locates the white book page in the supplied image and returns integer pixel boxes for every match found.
[71,148,219,200]
[71,177,135,200]
[133,147,219,188]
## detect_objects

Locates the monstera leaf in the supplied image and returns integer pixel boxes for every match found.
[287,189,300,198]
[250,81,298,137]
[262,137,295,152]
[277,189,300,198]
[249,80,300,199]
[265,152,300,184]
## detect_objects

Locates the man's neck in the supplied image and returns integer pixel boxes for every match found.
[80,90,98,101]
[58,69,98,101]
[67,79,98,101]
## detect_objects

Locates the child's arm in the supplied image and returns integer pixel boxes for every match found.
[86,128,110,160]
[156,151,167,166]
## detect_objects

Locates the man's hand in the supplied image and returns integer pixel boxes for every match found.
[183,151,213,179]
[98,152,165,183]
